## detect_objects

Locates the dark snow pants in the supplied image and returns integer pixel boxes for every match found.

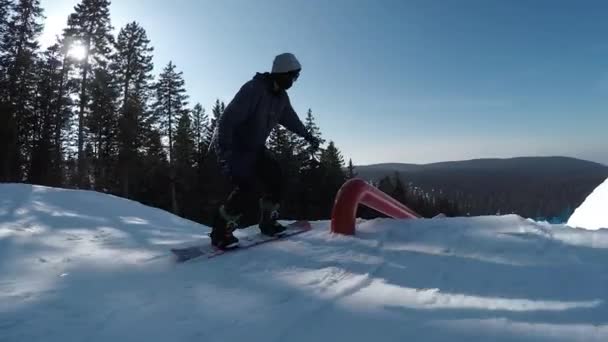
[222,148,282,216]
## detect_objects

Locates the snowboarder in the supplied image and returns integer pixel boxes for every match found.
[209,53,320,249]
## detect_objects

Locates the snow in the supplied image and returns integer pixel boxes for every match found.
[2,183,608,342]
[568,178,608,230]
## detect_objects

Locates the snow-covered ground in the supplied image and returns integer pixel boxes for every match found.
[568,177,608,230]
[2,183,608,342]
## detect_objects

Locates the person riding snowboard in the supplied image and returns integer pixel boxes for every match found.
[209,53,320,249]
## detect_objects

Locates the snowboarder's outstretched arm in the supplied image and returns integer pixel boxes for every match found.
[279,99,309,139]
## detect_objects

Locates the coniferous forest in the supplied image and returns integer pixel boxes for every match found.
[0,0,456,228]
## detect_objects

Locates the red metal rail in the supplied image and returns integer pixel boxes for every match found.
[331,178,421,235]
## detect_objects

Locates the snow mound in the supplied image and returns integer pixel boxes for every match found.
[568,178,608,230]
[3,183,608,342]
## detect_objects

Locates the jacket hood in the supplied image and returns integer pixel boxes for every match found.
[253,72,281,94]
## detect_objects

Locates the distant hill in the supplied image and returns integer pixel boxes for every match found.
[353,156,608,220]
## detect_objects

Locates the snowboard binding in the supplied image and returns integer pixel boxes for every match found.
[259,199,287,236]
[210,205,241,249]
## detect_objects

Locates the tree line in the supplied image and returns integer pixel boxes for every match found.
[366,173,461,219]
[0,0,451,227]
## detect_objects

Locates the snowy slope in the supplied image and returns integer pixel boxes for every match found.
[2,184,608,342]
[568,177,608,230]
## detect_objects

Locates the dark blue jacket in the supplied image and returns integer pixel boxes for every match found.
[211,73,309,181]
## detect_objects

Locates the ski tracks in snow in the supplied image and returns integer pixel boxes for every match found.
[269,222,395,341]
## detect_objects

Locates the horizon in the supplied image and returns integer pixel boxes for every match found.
[39,0,608,166]
[354,155,608,167]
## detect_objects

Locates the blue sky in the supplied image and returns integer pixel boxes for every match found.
[40,0,608,165]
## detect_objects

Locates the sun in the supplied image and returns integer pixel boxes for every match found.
[68,42,88,61]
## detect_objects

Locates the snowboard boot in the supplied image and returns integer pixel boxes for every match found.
[209,205,241,249]
[258,199,287,236]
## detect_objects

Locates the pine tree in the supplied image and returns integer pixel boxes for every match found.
[64,0,114,187]
[297,109,326,219]
[173,111,197,216]
[318,141,347,217]
[198,100,230,224]
[174,112,196,171]
[153,61,188,163]
[189,102,214,221]
[0,0,44,181]
[112,21,154,197]
[267,125,304,216]
[303,109,324,160]
[137,128,170,210]
[320,141,345,178]
[113,22,153,106]
[0,0,12,42]
[152,61,189,213]
[347,158,357,179]
[268,126,289,155]
[87,62,118,191]
[377,175,394,195]
[191,103,208,158]
[206,98,224,144]
[52,37,77,186]
[29,45,56,185]
[391,172,407,204]
[29,43,72,186]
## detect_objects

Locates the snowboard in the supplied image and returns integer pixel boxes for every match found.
[171,220,312,263]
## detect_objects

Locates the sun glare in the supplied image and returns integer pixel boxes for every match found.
[68,42,88,61]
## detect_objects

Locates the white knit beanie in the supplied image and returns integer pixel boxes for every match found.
[272,53,301,73]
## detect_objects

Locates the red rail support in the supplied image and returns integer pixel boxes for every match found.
[331,178,421,235]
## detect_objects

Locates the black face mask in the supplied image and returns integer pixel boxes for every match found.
[274,70,300,91]
[276,77,294,90]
